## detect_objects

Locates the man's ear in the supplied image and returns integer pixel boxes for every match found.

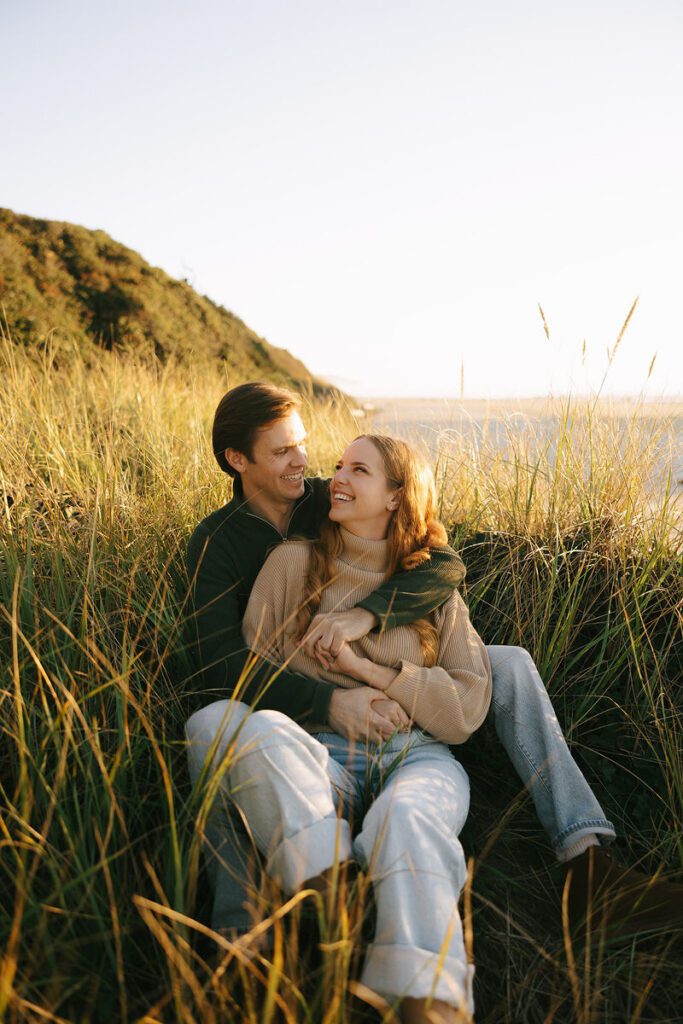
[225,448,247,474]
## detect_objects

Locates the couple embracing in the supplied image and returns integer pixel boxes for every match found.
[184,382,682,1022]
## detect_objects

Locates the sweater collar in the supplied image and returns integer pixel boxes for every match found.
[338,527,390,573]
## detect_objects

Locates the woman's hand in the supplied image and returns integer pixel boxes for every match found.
[303,608,377,662]
[327,686,410,744]
[324,642,369,681]
[324,644,399,693]
[301,609,399,690]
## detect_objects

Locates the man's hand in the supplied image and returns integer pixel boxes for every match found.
[327,686,409,744]
[303,608,377,665]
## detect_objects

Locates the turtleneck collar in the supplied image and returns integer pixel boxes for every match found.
[338,527,390,573]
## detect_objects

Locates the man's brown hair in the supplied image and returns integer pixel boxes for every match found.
[212,381,301,476]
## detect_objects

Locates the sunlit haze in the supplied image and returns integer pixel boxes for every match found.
[4,0,682,398]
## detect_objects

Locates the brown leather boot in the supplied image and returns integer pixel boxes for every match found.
[564,846,683,940]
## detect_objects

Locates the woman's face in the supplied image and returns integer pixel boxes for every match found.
[328,437,400,539]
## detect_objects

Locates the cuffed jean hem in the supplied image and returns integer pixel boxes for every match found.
[553,818,616,856]
[361,945,474,1012]
[266,815,353,894]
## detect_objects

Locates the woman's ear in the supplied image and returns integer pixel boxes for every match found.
[386,488,402,511]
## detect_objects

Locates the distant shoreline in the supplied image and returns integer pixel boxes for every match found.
[354,396,683,420]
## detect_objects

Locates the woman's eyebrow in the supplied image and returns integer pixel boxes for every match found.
[335,457,371,469]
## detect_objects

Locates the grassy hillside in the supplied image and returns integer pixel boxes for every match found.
[0,335,681,1023]
[0,207,328,391]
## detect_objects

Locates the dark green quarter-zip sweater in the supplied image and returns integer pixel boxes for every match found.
[186,476,466,726]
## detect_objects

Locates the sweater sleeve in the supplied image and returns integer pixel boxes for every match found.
[187,528,335,724]
[384,592,491,744]
[241,544,302,666]
[356,545,466,629]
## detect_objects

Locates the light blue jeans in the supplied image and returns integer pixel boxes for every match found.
[187,702,474,1008]
[485,646,615,851]
[185,645,615,935]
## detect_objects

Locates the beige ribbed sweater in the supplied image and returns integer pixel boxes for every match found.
[242,528,491,744]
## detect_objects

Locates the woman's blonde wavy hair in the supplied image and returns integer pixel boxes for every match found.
[294,434,449,666]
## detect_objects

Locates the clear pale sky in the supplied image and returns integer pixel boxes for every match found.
[3,0,682,398]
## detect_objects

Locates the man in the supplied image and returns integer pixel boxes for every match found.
[186,381,683,941]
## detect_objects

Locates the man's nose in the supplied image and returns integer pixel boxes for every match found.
[291,445,307,467]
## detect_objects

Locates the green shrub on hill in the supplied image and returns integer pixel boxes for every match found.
[0,207,329,391]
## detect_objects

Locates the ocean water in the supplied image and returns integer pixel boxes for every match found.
[360,399,683,499]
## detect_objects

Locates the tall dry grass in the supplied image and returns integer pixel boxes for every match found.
[0,330,681,1023]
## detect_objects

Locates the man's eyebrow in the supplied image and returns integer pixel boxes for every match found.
[273,435,307,451]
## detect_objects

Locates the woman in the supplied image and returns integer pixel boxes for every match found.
[194,435,490,1022]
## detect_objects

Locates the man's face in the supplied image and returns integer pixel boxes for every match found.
[233,411,308,506]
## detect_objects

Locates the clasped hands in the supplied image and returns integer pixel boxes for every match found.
[302,608,406,744]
